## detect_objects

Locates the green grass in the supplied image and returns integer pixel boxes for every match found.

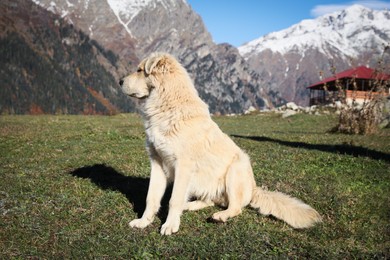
[1,113,389,258]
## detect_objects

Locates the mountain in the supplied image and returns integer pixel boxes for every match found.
[0,0,135,114]
[29,0,272,114]
[239,5,390,106]
[6,1,384,114]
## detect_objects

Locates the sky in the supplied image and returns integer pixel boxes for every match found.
[186,0,390,47]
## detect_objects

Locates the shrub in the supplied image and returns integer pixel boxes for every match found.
[328,45,390,135]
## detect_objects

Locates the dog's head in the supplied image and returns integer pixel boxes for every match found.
[120,53,178,99]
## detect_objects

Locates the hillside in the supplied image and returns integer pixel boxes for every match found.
[30,0,273,113]
[0,0,135,114]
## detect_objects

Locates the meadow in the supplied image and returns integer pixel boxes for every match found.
[1,113,389,258]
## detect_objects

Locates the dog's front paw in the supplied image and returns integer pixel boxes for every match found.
[129,218,152,229]
[160,219,180,235]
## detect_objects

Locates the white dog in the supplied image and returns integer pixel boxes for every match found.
[120,53,321,235]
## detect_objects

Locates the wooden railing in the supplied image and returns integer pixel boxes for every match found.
[309,90,389,106]
[346,90,388,100]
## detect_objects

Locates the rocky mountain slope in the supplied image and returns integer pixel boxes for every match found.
[30,0,272,114]
[0,0,135,114]
[239,5,390,106]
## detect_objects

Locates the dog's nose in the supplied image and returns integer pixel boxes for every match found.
[119,79,124,86]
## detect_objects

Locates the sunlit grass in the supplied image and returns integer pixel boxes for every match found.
[1,113,389,258]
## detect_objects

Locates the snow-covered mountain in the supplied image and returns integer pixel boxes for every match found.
[240,5,390,57]
[29,0,271,113]
[239,5,390,105]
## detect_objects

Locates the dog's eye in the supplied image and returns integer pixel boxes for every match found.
[137,68,143,73]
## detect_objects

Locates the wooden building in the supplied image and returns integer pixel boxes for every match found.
[308,66,390,106]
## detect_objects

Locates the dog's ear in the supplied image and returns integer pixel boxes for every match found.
[144,54,163,75]
[144,53,174,75]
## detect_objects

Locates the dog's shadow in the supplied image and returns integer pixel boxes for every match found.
[69,164,171,219]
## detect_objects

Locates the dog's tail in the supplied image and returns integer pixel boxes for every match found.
[250,186,322,228]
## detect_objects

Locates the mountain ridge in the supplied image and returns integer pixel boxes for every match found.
[0,0,135,115]
[239,5,390,57]
[238,4,390,105]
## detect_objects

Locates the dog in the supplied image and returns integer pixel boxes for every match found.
[120,53,321,235]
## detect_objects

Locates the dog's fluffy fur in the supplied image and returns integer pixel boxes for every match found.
[120,53,321,235]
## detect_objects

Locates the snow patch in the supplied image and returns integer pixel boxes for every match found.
[284,66,289,77]
[107,0,155,23]
[107,0,181,36]
[31,0,42,6]
[89,24,93,37]
[66,0,74,8]
[46,1,57,13]
[61,10,68,18]
[84,0,90,12]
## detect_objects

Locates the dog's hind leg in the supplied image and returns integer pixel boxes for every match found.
[212,154,253,222]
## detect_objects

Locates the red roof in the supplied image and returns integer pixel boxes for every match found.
[308,66,390,89]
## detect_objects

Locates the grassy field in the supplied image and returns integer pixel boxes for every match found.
[1,113,389,258]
